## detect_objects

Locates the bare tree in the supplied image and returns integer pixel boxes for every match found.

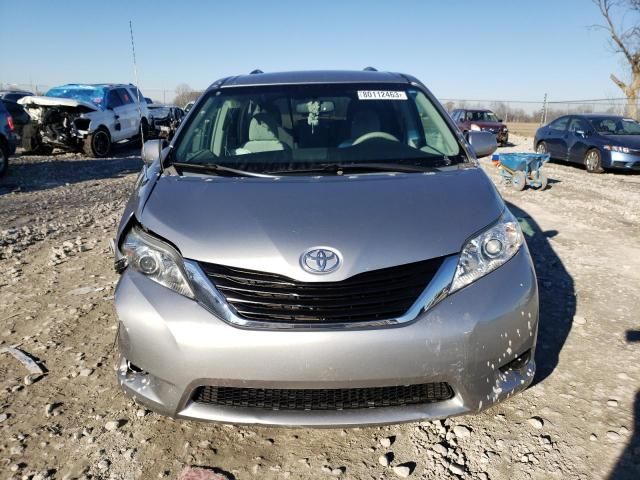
[594,0,640,118]
[174,83,202,107]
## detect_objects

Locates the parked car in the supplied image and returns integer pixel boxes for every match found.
[451,108,509,146]
[113,69,534,426]
[534,114,640,172]
[0,100,18,177]
[147,104,185,139]
[0,90,34,102]
[18,83,149,157]
[1,99,30,143]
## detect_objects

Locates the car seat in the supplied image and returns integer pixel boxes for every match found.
[238,112,286,153]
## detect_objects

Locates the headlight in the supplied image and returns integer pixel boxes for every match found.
[469,123,481,131]
[121,227,194,298]
[450,209,524,293]
[604,145,630,153]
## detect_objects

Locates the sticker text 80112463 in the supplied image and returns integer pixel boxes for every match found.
[357,90,408,100]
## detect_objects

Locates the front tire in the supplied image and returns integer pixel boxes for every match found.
[34,145,53,155]
[138,118,150,146]
[536,141,547,155]
[83,127,111,158]
[584,148,603,173]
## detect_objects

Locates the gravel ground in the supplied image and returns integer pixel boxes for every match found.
[0,136,639,480]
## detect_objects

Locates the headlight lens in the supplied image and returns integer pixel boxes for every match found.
[469,123,481,131]
[121,227,194,298]
[604,145,630,153]
[450,209,524,293]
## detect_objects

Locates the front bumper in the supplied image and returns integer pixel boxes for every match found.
[607,151,640,170]
[114,247,538,427]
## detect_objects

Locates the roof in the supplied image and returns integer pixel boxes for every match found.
[0,90,33,94]
[576,113,628,118]
[453,108,493,112]
[52,83,137,89]
[209,70,418,90]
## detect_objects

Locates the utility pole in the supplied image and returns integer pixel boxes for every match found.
[540,93,548,125]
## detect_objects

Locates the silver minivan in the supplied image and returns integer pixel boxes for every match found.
[113,70,538,426]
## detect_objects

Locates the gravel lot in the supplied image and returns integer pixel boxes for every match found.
[1,135,639,480]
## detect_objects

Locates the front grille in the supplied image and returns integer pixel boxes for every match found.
[199,258,444,323]
[192,383,454,411]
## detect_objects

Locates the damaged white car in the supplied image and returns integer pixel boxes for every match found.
[18,84,149,157]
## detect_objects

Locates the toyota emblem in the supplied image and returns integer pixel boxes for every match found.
[300,247,341,274]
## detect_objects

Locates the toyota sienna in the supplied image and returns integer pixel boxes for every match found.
[113,70,538,426]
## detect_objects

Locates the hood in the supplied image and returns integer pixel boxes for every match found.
[139,168,504,282]
[18,95,99,112]
[600,134,640,150]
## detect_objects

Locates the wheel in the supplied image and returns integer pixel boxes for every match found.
[83,127,111,158]
[512,171,527,191]
[34,145,53,155]
[584,148,603,173]
[137,118,150,146]
[537,173,548,190]
[0,142,8,177]
[352,131,400,145]
[21,124,53,155]
[536,141,547,155]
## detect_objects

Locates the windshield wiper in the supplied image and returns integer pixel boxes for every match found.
[171,162,276,178]
[267,161,446,175]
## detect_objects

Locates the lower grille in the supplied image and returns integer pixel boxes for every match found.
[199,258,444,324]
[192,383,454,411]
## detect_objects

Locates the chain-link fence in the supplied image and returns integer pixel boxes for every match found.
[440,97,638,124]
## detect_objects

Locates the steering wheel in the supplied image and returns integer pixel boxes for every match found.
[352,131,400,145]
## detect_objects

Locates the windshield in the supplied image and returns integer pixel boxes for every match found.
[589,117,640,135]
[172,84,463,174]
[45,85,108,109]
[468,111,499,122]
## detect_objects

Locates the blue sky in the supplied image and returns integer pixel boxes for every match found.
[0,0,633,102]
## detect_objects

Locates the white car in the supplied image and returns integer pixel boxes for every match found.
[19,84,149,157]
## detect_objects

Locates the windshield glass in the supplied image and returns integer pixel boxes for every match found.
[45,85,108,109]
[589,117,640,135]
[172,84,463,173]
[468,111,499,122]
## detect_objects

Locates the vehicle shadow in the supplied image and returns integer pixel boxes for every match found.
[505,201,575,385]
[608,331,640,479]
[0,145,142,195]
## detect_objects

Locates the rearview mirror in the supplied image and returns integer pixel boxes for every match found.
[467,131,497,158]
[295,101,335,114]
[141,139,167,166]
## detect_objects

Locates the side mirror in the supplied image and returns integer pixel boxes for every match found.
[141,139,167,166]
[467,131,498,158]
[498,118,503,123]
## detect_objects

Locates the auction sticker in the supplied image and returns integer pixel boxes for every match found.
[357,90,407,100]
